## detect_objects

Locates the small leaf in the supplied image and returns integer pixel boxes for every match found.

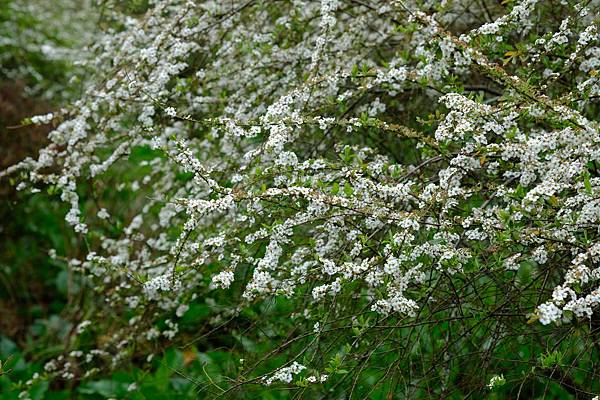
[331,182,340,195]
[344,182,353,196]
[584,171,592,195]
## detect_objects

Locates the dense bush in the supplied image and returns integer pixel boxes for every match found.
[3,0,600,398]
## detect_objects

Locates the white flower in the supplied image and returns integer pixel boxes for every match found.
[538,302,562,325]
[164,107,177,117]
[76,320,92,334]
[97,208,110,219]
[263,362,306,385]
[176,304,189,317]
[30,113,53,125]
[487,374,506,389]
[211,270,235,289]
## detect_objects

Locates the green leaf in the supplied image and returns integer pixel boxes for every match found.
[331,182,339,195]
[584,171,592,195]
[344,182,353,196]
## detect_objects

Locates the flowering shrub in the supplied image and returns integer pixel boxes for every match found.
[4,0,600,398]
